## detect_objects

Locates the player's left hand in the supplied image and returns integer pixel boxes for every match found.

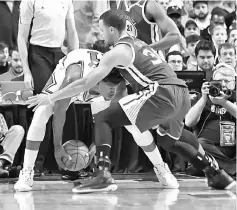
[209,91,229,106]
[27,94,53,111]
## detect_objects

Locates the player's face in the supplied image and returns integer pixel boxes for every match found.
[11,51,23,74]
[98,81,119,101]
[99,20,115,46]
[197,50,215,71]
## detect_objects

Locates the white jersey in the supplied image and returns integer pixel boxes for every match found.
[42,49,105,103]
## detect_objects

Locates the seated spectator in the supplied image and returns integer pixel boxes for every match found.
[210,25,228,62]
[0,42,10,75]
[184,19,201,38]
[0,113,25,178]
[0,47,23,81]
[228,24,237,47]
[218,43,236,69]
[195,40,216,79]
[185,35,201,71]
[185,63,236,176]
[201,9,226,42]
[192,1,210,31]
[166,51,184,71]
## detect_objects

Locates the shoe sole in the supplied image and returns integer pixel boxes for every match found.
[225,181,236,190]
[14,185,33,192]
[161,183,179,189]
[72,184,118,194]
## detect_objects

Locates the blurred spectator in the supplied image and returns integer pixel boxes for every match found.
[193,1,210,30]
[159,0,170,12]
[210,25,227,61]
[217,0,236,14]
[73,0,110,48]
[185,64,236,176]
[0,1,20,49]
[184,19,200,37]
[218,43,236,69]
[0,47,23,81]
[186,35,201,71]
[195,40,216,80]
[225,9,236,31]
[166,51,184,71]
[167,5,184,36]
[0,42,10,75]
[228,24,237,46]
[0,113,25,178]
[201,8,226,42]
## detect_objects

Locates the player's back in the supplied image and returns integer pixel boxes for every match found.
[116,36,187,92]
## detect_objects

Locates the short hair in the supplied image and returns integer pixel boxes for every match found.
[100,9,126,32]
[0,42,9,52]
[218,42,236,56]
[210,24,226,36]
[10,46,19,56]
[102,68,124,85]
[166,51,183,62]
[92,40,110,53]
[186,35,201,45]
[195,40,216,57]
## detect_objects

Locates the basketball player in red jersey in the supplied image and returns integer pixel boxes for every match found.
[28,10,236,193]
[117,0,183,58]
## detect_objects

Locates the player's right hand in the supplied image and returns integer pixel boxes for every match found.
[54,146,73,171]
[24,73,34,90]
[201,82,210,97]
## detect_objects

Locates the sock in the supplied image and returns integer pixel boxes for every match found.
[144,146,164,167]
[97,144,111,170]
[23,149,38,169]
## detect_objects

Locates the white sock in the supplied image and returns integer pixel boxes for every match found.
[144,147,164,167]
[23,149,38,169]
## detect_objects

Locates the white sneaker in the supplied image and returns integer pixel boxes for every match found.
[154,163,179,189]
[14,168,34,192]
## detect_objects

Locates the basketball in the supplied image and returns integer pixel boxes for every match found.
[62,140,89,171]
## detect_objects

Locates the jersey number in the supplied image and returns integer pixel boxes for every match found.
[88,50,100,68]
[143,48,162,65]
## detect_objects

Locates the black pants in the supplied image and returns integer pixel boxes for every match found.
[28,44,67,168]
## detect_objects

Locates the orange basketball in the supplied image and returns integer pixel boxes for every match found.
[62,140,89,171]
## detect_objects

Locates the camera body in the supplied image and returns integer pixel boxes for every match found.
[209,80,232,97]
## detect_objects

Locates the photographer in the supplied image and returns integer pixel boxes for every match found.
[185,63,236,176]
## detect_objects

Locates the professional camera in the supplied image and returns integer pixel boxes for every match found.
[209,80,232,97]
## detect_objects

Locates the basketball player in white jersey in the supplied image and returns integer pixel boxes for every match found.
[14,41,125,192]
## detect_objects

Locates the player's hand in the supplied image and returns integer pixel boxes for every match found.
[209,91,229,106]
[27,94,53,111]
[24,73,34,90]
[54,146,74,171]
[201,82,210,98]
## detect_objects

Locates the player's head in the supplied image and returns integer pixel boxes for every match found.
[99,9,126,46]
[92,40,110,53]
[98,68,124,100]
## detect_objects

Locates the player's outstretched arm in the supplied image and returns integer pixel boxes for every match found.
[27,44,133,110]
[146,0,182,50]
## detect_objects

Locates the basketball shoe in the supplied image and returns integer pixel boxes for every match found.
[14,168,34,192]
[72,157,117,193]
[154,163,179,189]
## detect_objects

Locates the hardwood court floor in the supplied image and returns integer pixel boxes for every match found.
[0,175,236,210]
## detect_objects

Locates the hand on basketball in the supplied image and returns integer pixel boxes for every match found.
[27,94,53,111]
[54,146,74,171]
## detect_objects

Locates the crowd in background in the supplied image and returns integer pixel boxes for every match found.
[0,0,236,178]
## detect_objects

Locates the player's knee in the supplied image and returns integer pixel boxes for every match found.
[31,105,53,127]
[156,134,176,150]
[9,125,25,138]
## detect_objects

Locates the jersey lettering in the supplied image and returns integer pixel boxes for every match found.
[88,50,100,68]
[125,16,137,37]
[143,48,162,65]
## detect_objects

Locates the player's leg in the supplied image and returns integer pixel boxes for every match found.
[155,87,236,190]
[14,104,54,191]
[52,64,82,151]
[72,102,132,193]
[125,126,179,188]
